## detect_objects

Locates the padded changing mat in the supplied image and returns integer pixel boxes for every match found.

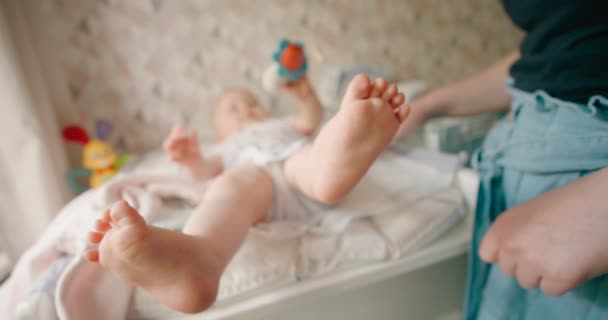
[127,151,468,319]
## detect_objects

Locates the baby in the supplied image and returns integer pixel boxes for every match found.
[84,74,409,313]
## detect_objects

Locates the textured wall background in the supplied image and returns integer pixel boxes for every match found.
[20,0,520,160]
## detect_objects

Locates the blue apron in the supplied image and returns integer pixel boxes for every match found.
[464,86,608,320]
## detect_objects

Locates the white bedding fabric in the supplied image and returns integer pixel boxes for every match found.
[128,150,466,319]
[129,186,465,319]
[0,149,465,320]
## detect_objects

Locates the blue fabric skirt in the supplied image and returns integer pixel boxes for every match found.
[464,87,608,320]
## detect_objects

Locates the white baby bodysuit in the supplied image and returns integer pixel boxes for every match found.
[209,118,309,169]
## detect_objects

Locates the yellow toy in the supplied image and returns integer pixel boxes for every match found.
[62,120,130,191]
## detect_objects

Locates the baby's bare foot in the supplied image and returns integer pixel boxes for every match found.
[85,201,221,313]
[308,74,408,203]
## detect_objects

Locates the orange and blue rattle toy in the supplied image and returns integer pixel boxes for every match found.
[262,39,308,93]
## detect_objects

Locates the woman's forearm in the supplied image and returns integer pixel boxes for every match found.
[396,51,519,138]
[425,51,519,117]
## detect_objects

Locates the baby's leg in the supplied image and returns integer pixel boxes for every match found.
[284,74,407,203]
[84,164,273,313]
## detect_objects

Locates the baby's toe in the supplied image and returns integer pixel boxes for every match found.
[390,92,405,108]
[370,78,388,98]
[344,74,373,101]
[95,219,111,232]
[88,231,105,244]
[382,84,398,103]
[396,104,411,123]
[110,200,146,228]
[84,249,100,262]
[102,209,111,223]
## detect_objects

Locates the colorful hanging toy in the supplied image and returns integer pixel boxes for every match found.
[62,119,131,192]
[262,39,308,93]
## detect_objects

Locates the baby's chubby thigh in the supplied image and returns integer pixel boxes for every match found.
[185,162,275,233]
[215,163,274,220]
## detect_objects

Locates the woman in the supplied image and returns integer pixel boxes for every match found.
[395,1,608,319]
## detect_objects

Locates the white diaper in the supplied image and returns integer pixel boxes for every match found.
[207,118,323,223]
[262,162,325,223]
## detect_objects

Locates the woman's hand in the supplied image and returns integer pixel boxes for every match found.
[479,167,608,296]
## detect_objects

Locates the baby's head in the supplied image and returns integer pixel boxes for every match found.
[212,88,269,141]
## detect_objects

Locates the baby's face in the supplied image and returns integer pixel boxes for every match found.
[213,89,268,140]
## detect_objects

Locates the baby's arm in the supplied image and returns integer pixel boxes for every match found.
[283,76,323,136]
[163,126,223,181]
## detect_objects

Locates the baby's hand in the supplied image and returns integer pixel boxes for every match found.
[162,126,202,165]
[282,76,316,102]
